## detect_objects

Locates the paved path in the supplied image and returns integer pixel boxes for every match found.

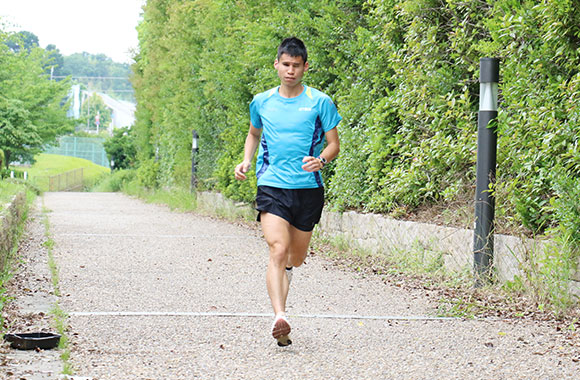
[40,192,578,379]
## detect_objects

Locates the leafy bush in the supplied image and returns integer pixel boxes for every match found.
[92,169,136,192]
[132,0,580,254]
[135,158,159,189]
[103,127,136,170]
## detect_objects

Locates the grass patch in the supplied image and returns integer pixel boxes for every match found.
[120,180,255,223]
[50,304,73,374]
[91,169,136,192]
[311,231,489,319]
[91,173,196,209]
[41,203,73,375]
[21,153,110,192]
[311,230,580,322]
[312,230,458,279]
[123,182,199,213]
[502,241,579,317]
[195,196,255,223]
[0,181,25,206]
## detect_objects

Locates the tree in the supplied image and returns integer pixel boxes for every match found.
[0,97,42,168]
[0,29,73,167]
[103,127,136,170]
[45,44,65,77]
[61,52,133,101]
[5,31,39,52]
[131,0,580,237]
[80,93,112,132]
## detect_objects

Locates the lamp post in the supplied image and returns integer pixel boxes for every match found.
[191,130,199,191]
[473,58,500,286]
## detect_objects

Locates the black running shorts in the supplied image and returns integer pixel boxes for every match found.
[256,185,325,232]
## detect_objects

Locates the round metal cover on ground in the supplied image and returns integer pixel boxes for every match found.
[3,332,61,350]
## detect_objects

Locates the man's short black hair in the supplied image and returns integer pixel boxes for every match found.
[277,37,308,63]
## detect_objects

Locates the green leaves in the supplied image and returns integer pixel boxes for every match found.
[103,127,136,170]
[0,97,42,166]
[0,31,72,168]
[133,0,580,249]
[81,94,112,132]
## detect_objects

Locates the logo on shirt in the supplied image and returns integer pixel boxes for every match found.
[298,107,312,112]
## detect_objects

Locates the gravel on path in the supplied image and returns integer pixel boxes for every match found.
[32,192,580,379]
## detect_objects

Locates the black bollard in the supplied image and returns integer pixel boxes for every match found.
[473,58,499,287]
[191,130,199,191]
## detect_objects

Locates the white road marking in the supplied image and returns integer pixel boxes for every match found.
[68,311,456,321]
[55,233,243,239]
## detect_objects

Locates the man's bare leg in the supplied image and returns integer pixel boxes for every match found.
[261,212,313,312]
[261,212,291,315]
[261,212,313,346]
[288,226,312,267]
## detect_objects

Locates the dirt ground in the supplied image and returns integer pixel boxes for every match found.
[1,204,62,379]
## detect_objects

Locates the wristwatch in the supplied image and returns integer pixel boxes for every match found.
[317,156,328,167]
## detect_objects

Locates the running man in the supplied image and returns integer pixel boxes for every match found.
[234,37,341,346]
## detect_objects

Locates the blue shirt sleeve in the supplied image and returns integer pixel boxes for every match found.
[319,96,342,132]
[249,96,263,129]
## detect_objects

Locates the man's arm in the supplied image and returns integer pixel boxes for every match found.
[302,126,340,172]
[234,122,261,180]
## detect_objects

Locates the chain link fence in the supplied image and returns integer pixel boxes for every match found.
[33,168,85,192]
[45,136,110,168]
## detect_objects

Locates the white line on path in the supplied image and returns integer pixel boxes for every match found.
[55,233,243,239]
[68,311,456,321]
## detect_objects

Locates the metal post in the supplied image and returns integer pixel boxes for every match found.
[473,58,500,286]
[191,130,199,191]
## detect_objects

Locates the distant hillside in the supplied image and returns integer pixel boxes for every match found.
[58,52,134,102]
[4,31,133,101]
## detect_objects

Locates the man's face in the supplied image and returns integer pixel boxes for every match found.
[274,53,309,88]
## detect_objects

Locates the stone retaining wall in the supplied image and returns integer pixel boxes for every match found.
[319,211,538,282]
[0,192,27,271]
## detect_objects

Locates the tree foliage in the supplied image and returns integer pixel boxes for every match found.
[0,29,72,168]
[60,52,134,101]
[4,30,39,52]
[132,0,580,241]
[80,93,112,132]
[104,126,136,171]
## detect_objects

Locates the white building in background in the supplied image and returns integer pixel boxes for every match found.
[67,84,82,119]
[68,87,136,133]
[96,92,136,130]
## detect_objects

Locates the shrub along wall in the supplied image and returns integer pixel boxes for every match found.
[132,0,580,257]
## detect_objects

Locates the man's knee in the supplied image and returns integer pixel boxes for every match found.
[268,241,289,263]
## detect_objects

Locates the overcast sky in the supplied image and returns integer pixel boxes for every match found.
[0,0,145,63]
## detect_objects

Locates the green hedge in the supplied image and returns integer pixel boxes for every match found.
[132,0,580,244]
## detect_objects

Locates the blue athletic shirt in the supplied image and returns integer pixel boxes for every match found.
[250,85,342,189]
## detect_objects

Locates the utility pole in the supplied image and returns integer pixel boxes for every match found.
[86,94,90,131]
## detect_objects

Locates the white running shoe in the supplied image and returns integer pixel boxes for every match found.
[271,315,292,347]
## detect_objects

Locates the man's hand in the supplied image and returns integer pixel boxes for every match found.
[234,160,252,180]
[301,156,324,172]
